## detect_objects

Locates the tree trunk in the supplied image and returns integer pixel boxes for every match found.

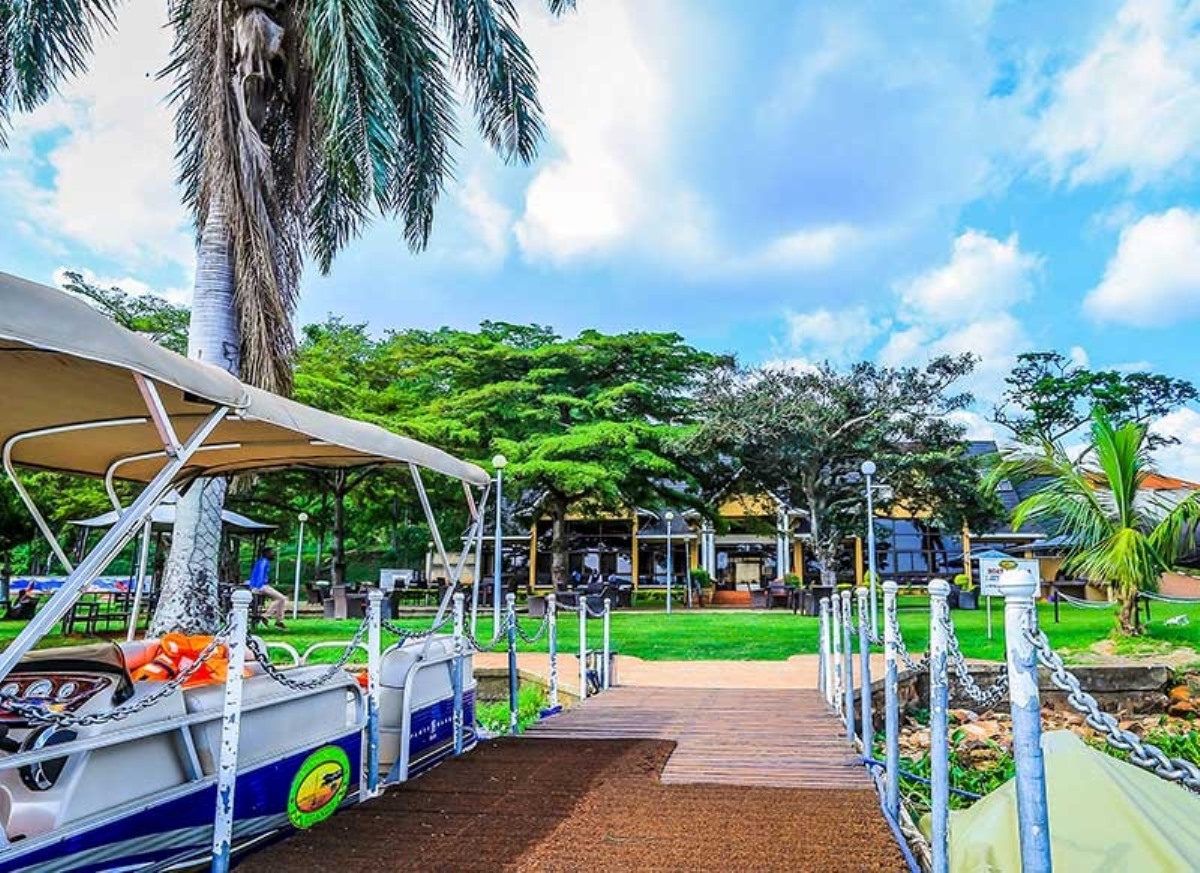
[549,498,569,587]
[1117,591,1139,636]
[332,471,347,588]
[150,201,239,636]
[807,496,838,586]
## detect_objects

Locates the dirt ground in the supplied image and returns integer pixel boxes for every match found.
[238,738,905,872]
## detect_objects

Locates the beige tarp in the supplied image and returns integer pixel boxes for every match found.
[922,730,1200,871]
[0,271,488,486]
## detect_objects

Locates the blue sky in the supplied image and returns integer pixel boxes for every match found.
[2,1,1200,471]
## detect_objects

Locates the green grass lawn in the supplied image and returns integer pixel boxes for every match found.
[3,595,1198,664]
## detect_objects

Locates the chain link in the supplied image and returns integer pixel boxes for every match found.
[247,618,369,691]
[1024,621,1200,793]
[940,608,1009,709]
[463,613,511,652]
[513,614,549,644]
[0,624,233,727]
[888,605,930,673]
[382,612,452,642]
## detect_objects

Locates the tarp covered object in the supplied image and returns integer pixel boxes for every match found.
[930,730,1200,871]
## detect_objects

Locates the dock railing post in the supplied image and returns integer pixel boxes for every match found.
[840,590,855,743]
[857,585,873,752]
[578,598,588,701]
[547,594,560,710]
[830,592,843,714]
[211,589,250,873]
[451,591,465,757]
[882,579,901,820]
[928,578,951,873]
[1001,568,1052,872]
[366,589,383,794]
[602,597,612,690]
[818,597,829,702]
[506,593,519,734]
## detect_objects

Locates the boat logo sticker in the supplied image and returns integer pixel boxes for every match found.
[288,745,350,829]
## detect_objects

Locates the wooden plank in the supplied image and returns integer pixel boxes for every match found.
[524,686,870,790]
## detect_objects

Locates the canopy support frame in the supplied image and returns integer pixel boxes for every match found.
[0,403,230,681]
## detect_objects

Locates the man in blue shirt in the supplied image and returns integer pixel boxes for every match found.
[248,546,288,629]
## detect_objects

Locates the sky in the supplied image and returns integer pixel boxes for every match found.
[2,1,1200,473]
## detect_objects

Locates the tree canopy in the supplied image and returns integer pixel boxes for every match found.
[689,357,1003,583]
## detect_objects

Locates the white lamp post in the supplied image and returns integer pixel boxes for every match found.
[492,454,507,630]
[665,511,675,615]
[861,460,879,635]
[291,511,308,620]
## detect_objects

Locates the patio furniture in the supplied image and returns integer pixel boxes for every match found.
[766,582,792,610]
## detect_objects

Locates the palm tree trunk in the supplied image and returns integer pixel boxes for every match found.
[150,200,240,635]
[1118,592,1139,636]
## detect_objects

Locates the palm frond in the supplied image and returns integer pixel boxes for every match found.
[0,0,116,144]
[434,0,544,163]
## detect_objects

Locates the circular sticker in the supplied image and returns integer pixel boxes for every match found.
[287,745,350,829]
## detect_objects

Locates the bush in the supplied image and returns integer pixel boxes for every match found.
[476,683,549,735]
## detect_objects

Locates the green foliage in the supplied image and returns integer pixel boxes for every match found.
[691,568,713,587]
[993,409,1200,633]
[59,270,190,354]
[954,573,973,591]
[476,683,548,735]
[995,351,1197,448]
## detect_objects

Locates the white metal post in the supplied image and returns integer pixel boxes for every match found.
[126,519,153,642]
[1000,569,1052,873]
[451,592,465,756]
[493,456,506,631]
[366,589,382,795]
[291,512,307,621]
[883,579,901,820]
[547,593,560,710]
[830,591,843,710]
[818,598,828,701]
[841,590,855,742]
[211,589,251,873]
[602,597,612,690]
[578,598,588,701]
[665,514,674,615]
[928,577,951,873]
[506,592,518,734]
[857,586,873,752]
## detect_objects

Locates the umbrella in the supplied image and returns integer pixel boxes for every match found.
[70,490,275,533]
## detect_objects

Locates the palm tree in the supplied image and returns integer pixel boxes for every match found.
[2,0,576,633]
[993,410,1200,634]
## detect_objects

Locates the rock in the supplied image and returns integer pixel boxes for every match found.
[1169,685,1192,703]
[1168,699,1196,718]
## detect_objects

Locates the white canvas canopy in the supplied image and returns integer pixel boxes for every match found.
[70,491,275,533]
[0,271,489,679]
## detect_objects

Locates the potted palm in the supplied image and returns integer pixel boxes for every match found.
[991,409,1200,634]
[954,573,979,610]
[692,568,715,607]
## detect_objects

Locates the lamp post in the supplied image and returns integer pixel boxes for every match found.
[492,454,507,631]
[861,460,880,636]
[291,511,308,620]
[665,511,675,615]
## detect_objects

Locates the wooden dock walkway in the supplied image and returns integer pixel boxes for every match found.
[525,686,870,789]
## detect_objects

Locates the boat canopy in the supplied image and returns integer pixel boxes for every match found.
[0,272,488,486]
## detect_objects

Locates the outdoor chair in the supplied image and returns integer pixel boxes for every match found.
[766,582,791,610]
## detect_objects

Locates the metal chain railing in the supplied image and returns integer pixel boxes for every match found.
[0,624,233,727]
[246,617,369,691]
[463,613,512,652]
[888,605,930,673]
[1024,620,1200,793]
[512,614,549,644]
[382,612,453,641]
[940,610,1009,710]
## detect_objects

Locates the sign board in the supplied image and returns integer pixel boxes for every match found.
[978,557,1040,597]
[379,568,416,592]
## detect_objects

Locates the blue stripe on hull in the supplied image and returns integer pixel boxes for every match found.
[2,693,476,872]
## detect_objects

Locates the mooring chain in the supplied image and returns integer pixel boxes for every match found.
[940,609,1009,709]
[0,624,233,727]
[381,611,453,642]
[1024,620,1200,793]
[887,606,930,673]
[247,617,369,691]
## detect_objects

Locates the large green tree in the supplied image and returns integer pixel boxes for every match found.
[1,0,578,633]
[994,351,1197,450]
[992,410,1200,634]
[689,357,1003,585]
[379,323,726,584]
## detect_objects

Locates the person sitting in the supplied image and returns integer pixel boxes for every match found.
[5,586,40,621]
[248,547,288,630]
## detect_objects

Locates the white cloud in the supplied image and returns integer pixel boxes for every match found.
[0,4,192,269]
[455,174,513,264]
[1085,207,1200,326]
[1033,0,1200,187]
[783,305,887,364]
[742,224,865,272]
[897,230,1040,324]
[53,267,191,306]
[1151,408,1200,481]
